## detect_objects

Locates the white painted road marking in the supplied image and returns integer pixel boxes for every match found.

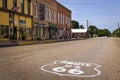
[41,60,102,77]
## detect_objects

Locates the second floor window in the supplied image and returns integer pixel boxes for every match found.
[54,11,56,23]
[2,0,7,8]
[13,0,17,7]
[27,0,31,15]
[21,0,24,13]
[45,7,49,21]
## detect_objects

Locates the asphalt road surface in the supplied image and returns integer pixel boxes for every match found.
[0,38,120,80]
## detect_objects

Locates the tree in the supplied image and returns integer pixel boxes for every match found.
[71,20,79,29]
[112,28,120,37]
[88,25,98,37]
[97,29,111,37]
[79,25,84,29]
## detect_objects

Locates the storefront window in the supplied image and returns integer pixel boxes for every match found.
[0,25,9,38]
[20,27,26,40]
[26,28,31,38]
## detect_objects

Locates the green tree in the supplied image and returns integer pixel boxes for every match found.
[97,29,111,37]
[88,25,98,37]
[71,20,79,29]
[112,28,120,37]
[79,25,84,29]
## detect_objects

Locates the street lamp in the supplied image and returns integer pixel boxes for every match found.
[10,6,20,40]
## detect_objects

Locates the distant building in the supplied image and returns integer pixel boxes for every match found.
[71,29,89,38]
[0,0,33,40]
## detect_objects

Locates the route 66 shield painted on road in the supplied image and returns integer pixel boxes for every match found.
[41,60,102,77]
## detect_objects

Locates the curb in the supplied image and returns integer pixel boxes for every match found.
[0,39,80,48]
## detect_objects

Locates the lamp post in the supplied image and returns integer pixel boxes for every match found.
[10,6,19,40]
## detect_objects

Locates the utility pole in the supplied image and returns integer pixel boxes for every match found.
[86,20,89,30]
[86,20,89,38]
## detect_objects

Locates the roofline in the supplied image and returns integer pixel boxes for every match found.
[56,1,71,12]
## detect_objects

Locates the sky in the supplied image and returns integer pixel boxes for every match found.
[56,0,120,32]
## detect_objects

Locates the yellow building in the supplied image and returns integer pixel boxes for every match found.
[0,0,33,40]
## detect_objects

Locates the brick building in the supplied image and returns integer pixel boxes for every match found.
[0,0,33,40]
[33,0,71,40]
[33,0,57,40]
[57,2,71,39]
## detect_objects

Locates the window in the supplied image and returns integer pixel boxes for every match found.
[21,0,24,13]
[34,2,37,17]
[68,17,71,26]
[49,8,51,21]
[27,0,31,15]
[54,11,56,23]
[63,14,64,25]
[61,13,62,24]
[0,25,9,38]
[2,0,7,8]
[45,7,49,21]
[26,28,31,38]
[13,0,17,7]
[58,12,61,24]
[39,3,45,20]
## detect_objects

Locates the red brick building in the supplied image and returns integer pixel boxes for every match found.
[57,2,71,39]
[33,0,71,40]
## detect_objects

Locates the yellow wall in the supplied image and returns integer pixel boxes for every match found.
[0,0,33,15]
[8,0,13,10]
[20,16,25,20]
[24,0,27,14]
[31,1,33,15]
[0,0,2,7]
[0,12,9,26]
[14,14,19,27]
[26,18,32,28]
[17,0,21,12]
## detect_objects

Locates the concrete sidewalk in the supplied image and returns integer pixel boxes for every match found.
[0,39,77,48]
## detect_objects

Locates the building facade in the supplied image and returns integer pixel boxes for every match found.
[33,0,57,40]
[57,2,71,39]
[0,0,33,40]
[0,0,71,41]
[33,0,71,40]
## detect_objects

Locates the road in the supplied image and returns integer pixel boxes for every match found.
[0,38,120,80]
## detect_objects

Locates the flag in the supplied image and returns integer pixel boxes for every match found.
[12,6,20,12]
